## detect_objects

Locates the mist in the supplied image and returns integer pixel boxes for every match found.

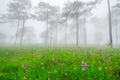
[0,0,119,48]
[1,0,120,80]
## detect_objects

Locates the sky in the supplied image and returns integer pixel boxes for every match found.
[0,0,116,17]
[0,0,117,44]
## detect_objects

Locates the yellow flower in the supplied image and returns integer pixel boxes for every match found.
[48,72,50,74]
[98,67,102,70]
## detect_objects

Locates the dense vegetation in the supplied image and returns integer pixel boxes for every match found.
[0,47,120,80]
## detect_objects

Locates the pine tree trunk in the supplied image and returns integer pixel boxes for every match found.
[76,0,79,47]
[76,11,79,47]
[46,8,48,46]
[20,19,25,46]
[50,31,53,45]
[115,23,118,47]
[15,19,19,45]
[108,0,113,48]
[65,26,67,45]
[84,26,87,45]
[83,16,87,45]
[65,20,68,45]
[56,26,58,45]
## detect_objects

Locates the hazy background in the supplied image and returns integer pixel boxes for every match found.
[0,0,118,46]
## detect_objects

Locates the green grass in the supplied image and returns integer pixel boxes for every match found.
[0,47,120,80]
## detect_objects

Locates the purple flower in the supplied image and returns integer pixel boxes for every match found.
[81,61,85,65]
[98,50,104,55]
[84,63,89,67]
[81,61,89,67]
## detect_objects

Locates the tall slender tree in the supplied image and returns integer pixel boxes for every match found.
[63,1,85,46]
[0,0,22,44]
[62,3,71,45]
[35,2,58,45]
[112,0,120,47]
[17,27,35,43]
[19,0,32,45]
[63,0,101,47]
[82,0,102,45]
[107,0,113,48]
[1,0,31,45]
[7,0,22,45]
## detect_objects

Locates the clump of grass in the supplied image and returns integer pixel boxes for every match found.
[0,47,120,80]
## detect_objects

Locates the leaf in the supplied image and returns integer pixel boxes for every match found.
[0,73,8,77]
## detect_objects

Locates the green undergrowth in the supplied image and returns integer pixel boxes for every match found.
[0,47,120,80]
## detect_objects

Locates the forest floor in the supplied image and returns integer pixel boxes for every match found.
[0,47,120,80]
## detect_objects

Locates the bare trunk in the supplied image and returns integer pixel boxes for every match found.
[20,19,25,45]
[56,26,58,44]
[15,19,19,45]
[20,2,27,46]
[76,0,79,47]
[65,19,68,45]
[108,0,113,48]
[45,8,48,46]
[76,11,79,47]
[46,20,48,45]
[65,25,67,45]
[83,16,87,45]
[84,25,87,45]
[50,32,52,45]
[115,23,118,47]
[43,23,46,44]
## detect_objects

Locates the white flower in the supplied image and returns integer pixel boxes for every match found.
[47,78,51,80]
[82,67,86,71]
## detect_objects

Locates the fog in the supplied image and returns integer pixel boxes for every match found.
[0,0,119,48]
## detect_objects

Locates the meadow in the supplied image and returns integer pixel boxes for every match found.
[0,47,120,80]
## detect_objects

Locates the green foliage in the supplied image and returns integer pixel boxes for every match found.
[0,47,120,80]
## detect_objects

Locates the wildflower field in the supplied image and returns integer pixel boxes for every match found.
[0,47,120,80]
